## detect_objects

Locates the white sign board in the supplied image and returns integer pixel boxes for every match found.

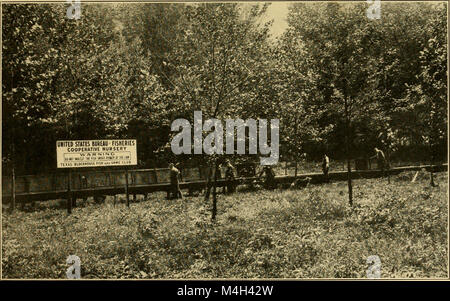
[56,139,137,168]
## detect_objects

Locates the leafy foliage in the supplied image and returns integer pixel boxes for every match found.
[2,2,447,174]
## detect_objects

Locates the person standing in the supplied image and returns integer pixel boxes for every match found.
[322,154,330,182]
[169,163,183,199]
[258,165,276,190]
[371,147,387,176]
[224,160,236,194]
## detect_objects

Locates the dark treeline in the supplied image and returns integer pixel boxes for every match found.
[2,2,447,175]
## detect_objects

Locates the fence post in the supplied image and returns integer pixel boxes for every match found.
[125,168,130,207]
[67,169,72,214]
[132,171,136,202]
[10,167,16,212]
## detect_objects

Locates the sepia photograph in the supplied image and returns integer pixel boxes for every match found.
[1,0,448,281]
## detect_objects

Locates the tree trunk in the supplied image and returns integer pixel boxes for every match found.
[386,150,391,184]
[429,104,437,187]
[344,99,353,207]
[429,140,436,187]
[346,156,353,207]
[211,160,218,221]
[204,165,212,202]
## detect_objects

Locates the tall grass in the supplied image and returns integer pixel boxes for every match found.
[2,171,447,279]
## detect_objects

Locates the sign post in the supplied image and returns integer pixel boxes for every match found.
[11,166,16,213]
[56,139,137,211]
[125,168,130,207]
[56,139,137,168]
[67,169,72,214]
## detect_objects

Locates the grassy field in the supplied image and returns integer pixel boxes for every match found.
[2,170,448,279]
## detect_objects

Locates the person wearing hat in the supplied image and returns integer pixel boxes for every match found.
[371,147,387,176]
[258,165,276,190]
[322,153,330,183]
[169,163,183,199]
[224,160,237,194]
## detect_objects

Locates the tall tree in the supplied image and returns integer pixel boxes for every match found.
[284,2,382,206]
[162,3,272,220]
[403,3,447,185]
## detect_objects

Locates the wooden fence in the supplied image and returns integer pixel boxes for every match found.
[2,163,447,204]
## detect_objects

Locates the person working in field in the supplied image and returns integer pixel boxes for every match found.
[371,147,387,176]
[176,162,184,182]
[169,163,183,199]
[322,153,330,182]
[258,165,276,190]
[224,160,236,194]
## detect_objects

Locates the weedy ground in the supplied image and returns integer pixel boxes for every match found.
[2,171,447,279]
